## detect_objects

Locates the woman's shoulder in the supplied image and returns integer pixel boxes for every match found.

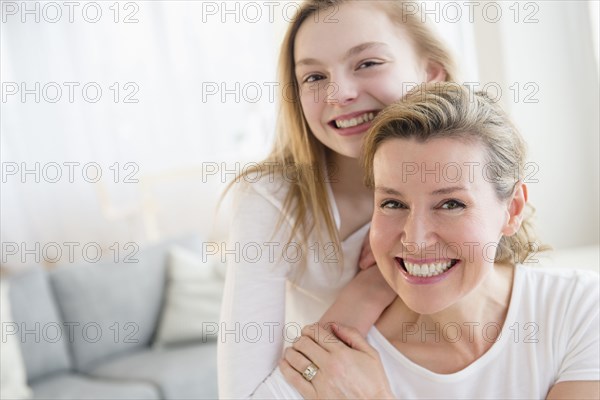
[517,261,599,289]
[515,262,599,319]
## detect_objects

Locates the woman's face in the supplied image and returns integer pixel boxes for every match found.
[293,3,442,159]
[370,137,513,315]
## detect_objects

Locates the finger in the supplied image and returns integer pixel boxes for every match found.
[293,334,329,367]
[331,322,377,355]
[358,252,376,269]
[279,358,316,399]
[284,347,316,375]
[301,323,347,352]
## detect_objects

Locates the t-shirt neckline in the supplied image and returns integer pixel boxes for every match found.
[369,264,525,382]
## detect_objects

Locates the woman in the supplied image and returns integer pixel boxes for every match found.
[278,83,600,399]
[218,1,457,398]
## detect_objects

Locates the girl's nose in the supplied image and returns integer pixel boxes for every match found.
[326,73,358,106]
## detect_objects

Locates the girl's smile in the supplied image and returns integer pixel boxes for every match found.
[327,109,380,136]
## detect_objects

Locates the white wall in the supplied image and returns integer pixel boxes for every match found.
[472,0,599,248]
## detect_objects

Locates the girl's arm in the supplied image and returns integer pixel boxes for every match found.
[318,231,396,336]
[318,265,396,336]
[217,183,293,399]
[219,188,392,397]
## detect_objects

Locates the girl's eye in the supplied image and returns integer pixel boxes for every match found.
[440,200,466,210]
[357,60,382,70]
[303,74,325,84]
[380,199,407,210]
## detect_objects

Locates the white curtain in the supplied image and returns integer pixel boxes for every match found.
[1,1,281,263]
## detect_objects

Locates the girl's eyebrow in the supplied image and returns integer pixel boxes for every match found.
[295,41,387,68]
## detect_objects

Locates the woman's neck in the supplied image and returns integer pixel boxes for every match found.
[378,263,515,360]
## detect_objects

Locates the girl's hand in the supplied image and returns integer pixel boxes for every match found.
[280,323,395,399]
[358,229,377,270]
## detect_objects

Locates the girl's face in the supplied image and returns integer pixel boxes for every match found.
[370,137,516,315]
[294,3,443,159]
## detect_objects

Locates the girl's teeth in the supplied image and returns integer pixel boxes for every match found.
[404,261,454,277]
[335,112,375,129]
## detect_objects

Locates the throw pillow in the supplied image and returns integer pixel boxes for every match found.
[153,246,225,346]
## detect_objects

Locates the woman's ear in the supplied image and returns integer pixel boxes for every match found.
[502,182,528,236]
[426,61,447,82]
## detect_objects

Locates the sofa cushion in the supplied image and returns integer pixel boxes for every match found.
[49,242,168,372]
[6,265,72,382]
[30,373,160,400]
[89,342,218,400]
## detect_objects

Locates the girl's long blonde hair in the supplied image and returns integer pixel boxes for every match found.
[230,0,458,249]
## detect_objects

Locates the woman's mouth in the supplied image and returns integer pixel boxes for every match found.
[396,257,459,278]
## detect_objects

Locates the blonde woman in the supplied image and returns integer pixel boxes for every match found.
[218,0,458,398]
[278,83,600,399]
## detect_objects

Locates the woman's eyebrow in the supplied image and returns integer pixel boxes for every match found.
[374,186,467,196]
[431,186,467,196]
[295,41,387,68]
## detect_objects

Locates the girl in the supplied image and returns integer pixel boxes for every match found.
[218,1,456,397]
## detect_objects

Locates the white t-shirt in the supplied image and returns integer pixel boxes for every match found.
[217,176,369,398]
[252,264,600,399]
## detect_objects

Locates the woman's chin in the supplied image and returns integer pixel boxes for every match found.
[401,297,453,316]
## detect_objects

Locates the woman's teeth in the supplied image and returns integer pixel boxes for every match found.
[334,112,375,129]
[404,260,456,277]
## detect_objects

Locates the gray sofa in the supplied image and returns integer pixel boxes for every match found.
[5,235,218,400]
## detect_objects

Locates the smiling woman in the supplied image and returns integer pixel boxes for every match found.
[275,83,599,399]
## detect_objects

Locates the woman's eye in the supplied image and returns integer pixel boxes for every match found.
[380,200,406,210]
[440,200,466,210]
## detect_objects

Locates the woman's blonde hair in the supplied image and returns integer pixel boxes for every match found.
[230,0,458,249]
[362,82,548,264]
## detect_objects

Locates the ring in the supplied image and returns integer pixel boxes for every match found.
[302,363,319,382]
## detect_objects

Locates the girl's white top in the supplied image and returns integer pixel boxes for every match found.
[217,176,369,398]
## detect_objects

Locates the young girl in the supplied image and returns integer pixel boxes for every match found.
[218,1,456,397]
[278,83,599,399]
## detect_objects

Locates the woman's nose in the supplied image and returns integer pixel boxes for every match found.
[326,73,358,106]
[401,211,436,250]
